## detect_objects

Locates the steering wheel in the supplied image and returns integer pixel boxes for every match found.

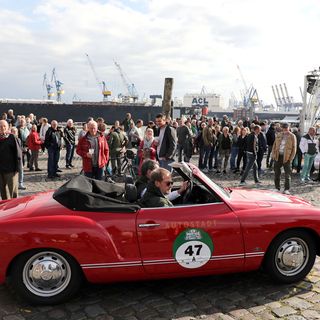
[182,180,193,204]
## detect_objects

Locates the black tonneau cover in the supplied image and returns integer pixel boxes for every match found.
[53,175,140,213]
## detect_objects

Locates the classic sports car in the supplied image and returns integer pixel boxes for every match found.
[0,162,319,304]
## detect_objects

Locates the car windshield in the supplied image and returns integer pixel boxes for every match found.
[190,167,230,199]
[171,162,230,199]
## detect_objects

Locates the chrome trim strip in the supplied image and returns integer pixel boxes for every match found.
[81,252,265,269]
[81,260,141,267]
[82,263,142,269]
[144,261,177,265]
[245,254,264,258]
[245,252,264,256]
[211,253,244,259]
[143,259,175,263]
[210,254,244,261]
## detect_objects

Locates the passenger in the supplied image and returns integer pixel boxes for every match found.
[139,168,188,208]
[135,159,159,198]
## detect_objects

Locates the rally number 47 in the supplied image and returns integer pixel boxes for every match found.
[184,244,203,256]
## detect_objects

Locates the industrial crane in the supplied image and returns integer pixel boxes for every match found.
[236,65,261,109]
[85,53,111,101]
[42,73,54,100]
[114,60,138,103]
[51,68,64,102]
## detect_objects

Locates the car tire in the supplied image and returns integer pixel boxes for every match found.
[264,230,316,283]
[8,249,82,305]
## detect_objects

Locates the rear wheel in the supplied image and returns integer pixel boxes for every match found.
[264,230,316,283]
[9,250,82,305]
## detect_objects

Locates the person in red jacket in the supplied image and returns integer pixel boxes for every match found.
[28,124,42,171]
[76,120,109,180]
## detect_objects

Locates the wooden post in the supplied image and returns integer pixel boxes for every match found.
[162,78,174,119]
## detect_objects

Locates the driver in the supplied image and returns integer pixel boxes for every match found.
[139,168,188,208]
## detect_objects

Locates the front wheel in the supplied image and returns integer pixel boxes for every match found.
[264,230,316,283]
[8,250,82,305]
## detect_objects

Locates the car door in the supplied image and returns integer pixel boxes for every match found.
[136,201,245,275]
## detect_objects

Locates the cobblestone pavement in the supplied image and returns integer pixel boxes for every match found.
[1,151,320,320]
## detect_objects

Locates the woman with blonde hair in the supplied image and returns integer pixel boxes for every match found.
[138,128,157,175]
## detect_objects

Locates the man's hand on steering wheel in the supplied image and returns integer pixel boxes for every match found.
[180,180,193,203]
[178,181,189,195]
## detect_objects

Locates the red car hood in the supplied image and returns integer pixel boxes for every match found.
[228,188,313,209]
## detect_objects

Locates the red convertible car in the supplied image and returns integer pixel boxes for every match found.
[0,162,319,304]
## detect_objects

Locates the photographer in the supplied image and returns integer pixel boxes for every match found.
[108,126,128,176]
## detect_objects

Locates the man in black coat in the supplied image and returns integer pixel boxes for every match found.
[240,125,261,185]
[45,120,63,179]
[176,119,192,162]
[64,119,76,169]
[266,123,275,168]
[257,122,267,174]
[155,113,177,171]
[0,120,22,199]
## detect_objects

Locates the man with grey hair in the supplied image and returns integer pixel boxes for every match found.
[0,120,22,199]
[7,109,15,127]
[44,120,63,179]
[64,119,76,169]
[76,120,109,180]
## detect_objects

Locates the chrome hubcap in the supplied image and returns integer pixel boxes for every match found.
[23,252,71,297]
[275,238,309,276]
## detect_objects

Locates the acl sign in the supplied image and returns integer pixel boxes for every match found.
[192,97,208,106]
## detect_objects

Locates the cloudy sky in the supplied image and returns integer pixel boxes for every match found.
[0,0,319,106]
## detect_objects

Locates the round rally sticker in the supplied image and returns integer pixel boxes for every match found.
[173,228,213,269]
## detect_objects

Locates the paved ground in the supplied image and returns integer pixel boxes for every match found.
[1,150,320,320]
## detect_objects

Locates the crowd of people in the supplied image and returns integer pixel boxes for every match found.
[0,108,319,203]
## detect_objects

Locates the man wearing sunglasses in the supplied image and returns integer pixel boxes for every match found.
[139,168,188,208]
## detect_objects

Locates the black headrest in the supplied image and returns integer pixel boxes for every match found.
[125,174,134,186]
[125,184,137,203]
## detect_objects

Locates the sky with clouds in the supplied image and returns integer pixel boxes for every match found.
[0,0,319,106]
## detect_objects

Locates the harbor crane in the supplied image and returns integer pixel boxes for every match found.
[236,65,261,109]
[85,53,111,101]
[114,60,138,103]
[272,83,296,112]
[51,68,64,102]
[300,68,320,133]
[42,73,54,100]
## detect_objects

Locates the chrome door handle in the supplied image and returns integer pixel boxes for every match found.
[138,223,161,228]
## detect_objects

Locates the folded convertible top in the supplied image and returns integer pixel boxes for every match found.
[53,175,140,213]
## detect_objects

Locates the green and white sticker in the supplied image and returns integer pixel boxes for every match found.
[173,228,213,269]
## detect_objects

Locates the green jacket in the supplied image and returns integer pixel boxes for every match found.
[139,182,173,208]
[108,129,127,156]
